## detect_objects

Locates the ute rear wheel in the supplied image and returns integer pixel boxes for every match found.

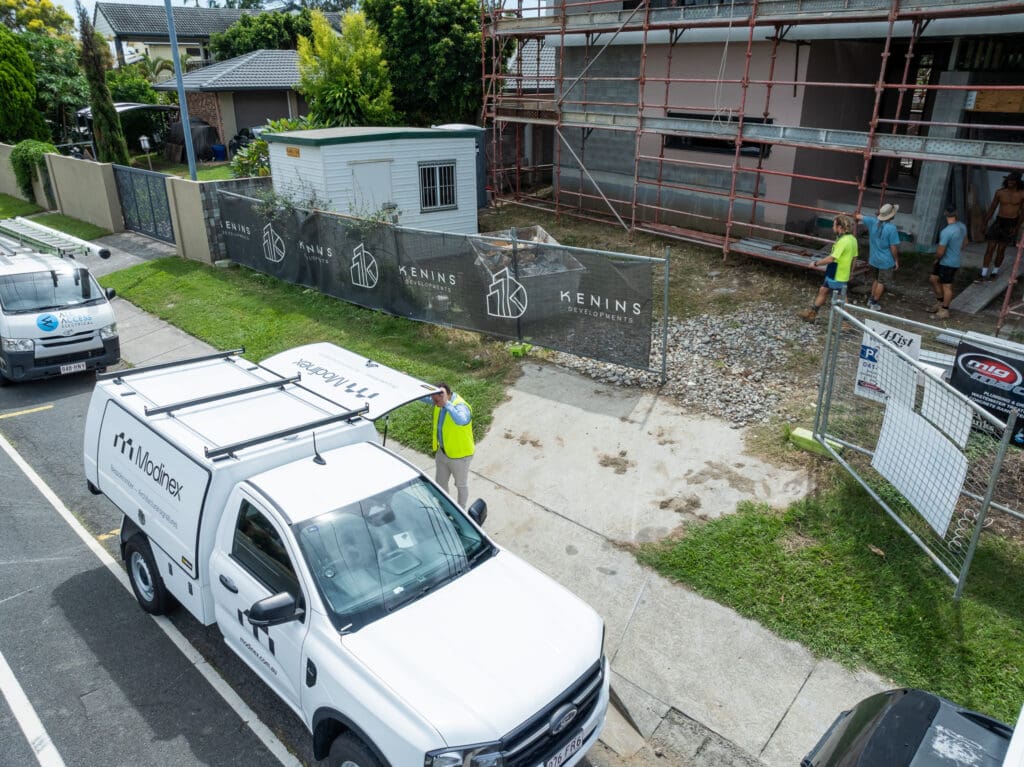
[325,734,384,767]
[124,536,173,615]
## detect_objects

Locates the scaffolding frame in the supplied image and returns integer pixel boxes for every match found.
[481,0,1024,328]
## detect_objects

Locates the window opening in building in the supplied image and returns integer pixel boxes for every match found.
[419,161,458,211]
[662,112,773,157]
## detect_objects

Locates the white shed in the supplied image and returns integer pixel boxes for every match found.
[266,126,480,234]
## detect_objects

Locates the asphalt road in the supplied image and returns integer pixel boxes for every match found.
[0,372,607,767]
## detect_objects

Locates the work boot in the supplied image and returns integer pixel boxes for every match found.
[927,301,942,313]
[935,307,950,320]
[867,300,881,311]
[798,308,818,322]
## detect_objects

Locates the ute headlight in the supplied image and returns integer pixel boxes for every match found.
[426,744,504,767]
[99,322,118,340]
[1,337,34,352]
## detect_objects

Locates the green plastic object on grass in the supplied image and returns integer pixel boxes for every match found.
[789,426,842,456]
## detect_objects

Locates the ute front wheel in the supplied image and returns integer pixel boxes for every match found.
[325,734,384,767]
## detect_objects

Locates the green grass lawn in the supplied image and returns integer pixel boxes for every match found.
[32,213,111,241]
[131,154,234,181]
[637,476,1024,724]
[0,193,43,218]
[101,253,1024,726]
[100,257,518,454]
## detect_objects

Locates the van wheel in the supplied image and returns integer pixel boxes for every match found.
[125,536,173,615]
[326,734,384,767]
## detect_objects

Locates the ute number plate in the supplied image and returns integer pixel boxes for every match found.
[543,730,586,767]
[60,362,87,375]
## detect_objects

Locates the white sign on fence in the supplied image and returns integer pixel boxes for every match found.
[856,320,922,403]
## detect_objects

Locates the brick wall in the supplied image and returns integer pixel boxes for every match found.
[186,92,225,143]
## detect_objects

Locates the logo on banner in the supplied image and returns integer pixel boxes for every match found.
[957,353,1022,387]
[486,267,528,318]
[262,222,285,263]
[559,290,642,323]
[351,243,379,288]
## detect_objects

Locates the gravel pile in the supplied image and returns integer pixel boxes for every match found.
[552,302,824,427]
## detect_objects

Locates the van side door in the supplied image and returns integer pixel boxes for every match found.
[209,489,309,714]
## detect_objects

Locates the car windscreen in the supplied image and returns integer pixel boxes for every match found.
[0,268,105,313]
[294,477,494,632]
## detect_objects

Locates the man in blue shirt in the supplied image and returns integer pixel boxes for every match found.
[855,203,901,312]
[928,206,968,320]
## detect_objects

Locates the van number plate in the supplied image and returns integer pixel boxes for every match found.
[60,362,87,374]
[543,730,585,767]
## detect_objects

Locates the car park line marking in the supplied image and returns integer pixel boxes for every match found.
[0,432,302,767]
[0,647,67,767]
[96,528,120,541]
[0,405,54,420]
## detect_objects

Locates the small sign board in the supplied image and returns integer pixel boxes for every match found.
[286,146,301,158]
[855,320,922,403]
[948,340,1024,447]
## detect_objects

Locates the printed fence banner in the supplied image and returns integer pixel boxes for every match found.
[855,320,921,403]
[219,193,655,369]
[949,340,1024,447]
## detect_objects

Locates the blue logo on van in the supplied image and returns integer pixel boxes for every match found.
[37,314,59,332]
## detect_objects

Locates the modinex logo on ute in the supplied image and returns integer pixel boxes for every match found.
[112,431,185,500]
[958,353,1022,386]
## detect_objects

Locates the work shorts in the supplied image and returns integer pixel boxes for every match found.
[870,266,895,284]
[987,216,1019,245]
[931,262,958,285]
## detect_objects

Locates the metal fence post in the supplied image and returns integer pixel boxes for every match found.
[953,409,1018,601]
[661,245,670,385]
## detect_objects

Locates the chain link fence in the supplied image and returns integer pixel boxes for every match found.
[813,302,1023,599]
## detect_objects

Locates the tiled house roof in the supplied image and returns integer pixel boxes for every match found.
[153,49,300,92]
[505,38,557,92]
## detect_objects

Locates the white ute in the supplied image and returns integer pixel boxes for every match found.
[82,343,609,767]
[0,248,119,384]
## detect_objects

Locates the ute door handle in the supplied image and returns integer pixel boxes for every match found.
[219,574,238,593]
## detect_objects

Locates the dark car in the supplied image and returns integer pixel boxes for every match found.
[802,688,1014,767]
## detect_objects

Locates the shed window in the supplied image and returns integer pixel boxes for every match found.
[419,161,457,211]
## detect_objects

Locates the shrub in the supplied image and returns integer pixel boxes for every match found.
[10,139,57,207]
[229,116,318,179]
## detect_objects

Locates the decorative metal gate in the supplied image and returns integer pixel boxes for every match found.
[113,165,175,243]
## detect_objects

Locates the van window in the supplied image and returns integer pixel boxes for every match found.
[0,269,106,313]
[232,501,304,608]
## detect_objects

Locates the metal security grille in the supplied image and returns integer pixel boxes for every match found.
[419,161,457,211]
[113,165,175,244]
[813,303,1023,600]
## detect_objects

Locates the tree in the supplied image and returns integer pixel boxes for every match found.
[0,24,48,143]
[363,0,482,126]
[1,0,74,36]
[76,2,129,164]
[107,65,164,151]
[297,10,394,127]
[20,31,89,144]
[210,10,312,60]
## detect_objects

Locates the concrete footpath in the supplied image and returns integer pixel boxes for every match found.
[93,233,891,766]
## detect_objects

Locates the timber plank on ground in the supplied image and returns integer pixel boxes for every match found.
[949,268,1021,314]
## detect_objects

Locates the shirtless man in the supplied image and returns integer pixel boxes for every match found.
[979,170,1024,281]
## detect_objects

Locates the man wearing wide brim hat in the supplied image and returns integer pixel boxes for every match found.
[855,202,901,312]
[979,170,1024,282]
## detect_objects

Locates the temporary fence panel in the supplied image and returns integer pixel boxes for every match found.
[813,303,1023,600]
[218,191,666,372]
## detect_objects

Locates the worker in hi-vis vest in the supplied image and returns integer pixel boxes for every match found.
[428,382,475,508]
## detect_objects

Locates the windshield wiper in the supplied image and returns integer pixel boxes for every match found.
[468,544,495,568]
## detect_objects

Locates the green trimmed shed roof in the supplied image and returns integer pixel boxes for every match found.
[265,127,482,146]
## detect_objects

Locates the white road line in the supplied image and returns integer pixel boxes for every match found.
[0,647,67,767]
[0,433,302,767]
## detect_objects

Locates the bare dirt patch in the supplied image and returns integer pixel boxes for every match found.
[599,450,635,474]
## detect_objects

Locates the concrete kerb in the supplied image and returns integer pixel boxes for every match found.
[95,232,890,767]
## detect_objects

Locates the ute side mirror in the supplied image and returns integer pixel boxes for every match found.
[105,287,117,300]
[468,499,487,527]
[247,591,304,627]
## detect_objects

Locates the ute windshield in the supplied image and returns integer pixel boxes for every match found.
[0,268,106,313]
[295,477,494,631]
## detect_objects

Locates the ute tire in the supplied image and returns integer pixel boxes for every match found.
[124,535,174,615]
[325,734,384,767]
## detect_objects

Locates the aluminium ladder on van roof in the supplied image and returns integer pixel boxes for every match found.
[0,217,110,260]
[98,348,371,461]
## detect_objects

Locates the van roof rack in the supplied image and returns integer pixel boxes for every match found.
[204,405,370,460]
[144,374,301,416]
[98,348,246,381]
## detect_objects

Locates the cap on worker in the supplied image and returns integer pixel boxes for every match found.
[944,206,957,217]
[877,203,899,221]
[1006,171,1022,183]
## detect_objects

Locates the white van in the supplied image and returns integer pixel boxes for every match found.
[0,250,119,384]
[83,343,609,767]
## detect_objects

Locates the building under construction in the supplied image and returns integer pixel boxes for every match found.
[481,0,1024,269]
